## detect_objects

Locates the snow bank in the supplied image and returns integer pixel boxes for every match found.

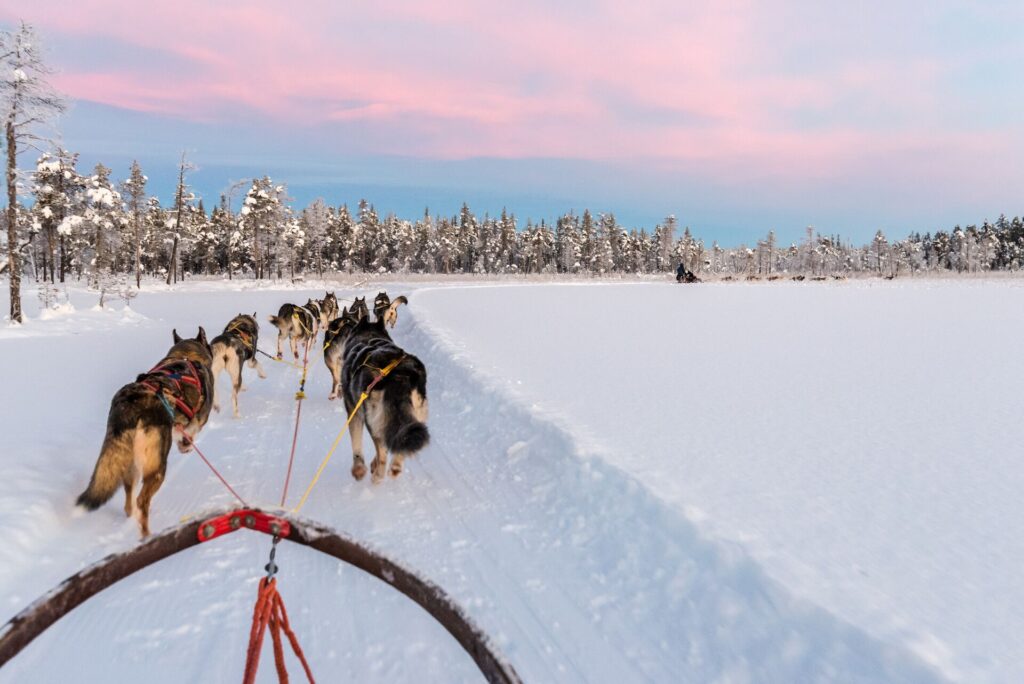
[413,279,1024,683]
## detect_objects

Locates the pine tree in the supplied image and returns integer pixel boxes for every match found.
[1,22,66,322]
[120,161,147,287]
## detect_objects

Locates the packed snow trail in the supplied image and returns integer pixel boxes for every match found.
[413,279,1024,683]
[0,282,943,682]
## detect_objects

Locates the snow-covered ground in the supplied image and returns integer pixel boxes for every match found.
[0,278,1020,682]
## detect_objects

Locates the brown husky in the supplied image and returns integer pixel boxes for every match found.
[321,291,339,323]
[268,300,320,359]
[211,313,266,417]
[77,328,214,537]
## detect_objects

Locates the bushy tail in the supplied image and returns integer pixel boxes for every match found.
[388,421,429,453]
[77,429,134,510]
[268,314,285,330]
[384,381,430,454]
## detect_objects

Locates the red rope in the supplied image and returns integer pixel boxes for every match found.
[177,428,248,507]
[243,577,315,684]
[280,338,312,507]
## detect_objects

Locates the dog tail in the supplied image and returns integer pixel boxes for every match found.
[384,372,430,454]
[268,314,285,330]
[77,418,137,511]
[389,420,429,453]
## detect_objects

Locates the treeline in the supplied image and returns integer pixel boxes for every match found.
[9,150,1024,289]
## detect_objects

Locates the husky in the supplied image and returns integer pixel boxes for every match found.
[349,296,369,322]
[324,306,359,400]
[373,291,409,328]
[268,300,320,359]
[76,328,214,537]
[328,315,429,482]
[210,313,266,417]
[321,291,339,323]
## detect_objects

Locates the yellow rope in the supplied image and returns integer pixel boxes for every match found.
[290,356,404,513]
[292,311,313,337]
[266,355,304,370]
[290,391,368,514]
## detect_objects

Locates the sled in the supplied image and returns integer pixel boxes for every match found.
[0,507,521,684]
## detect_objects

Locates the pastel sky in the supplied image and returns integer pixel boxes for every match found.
[3,1,1022,243]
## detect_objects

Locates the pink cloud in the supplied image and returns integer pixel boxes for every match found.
[4,0,1020,181]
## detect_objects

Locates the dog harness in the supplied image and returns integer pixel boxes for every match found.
[292,310,314,337]
[140,359,204,420]
[225,321,255,357]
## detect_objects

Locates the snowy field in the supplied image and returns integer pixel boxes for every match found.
[0,278,1021,683]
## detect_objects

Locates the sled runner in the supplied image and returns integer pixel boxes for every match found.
[0,508,521,684]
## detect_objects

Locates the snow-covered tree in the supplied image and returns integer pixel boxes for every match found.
[1,21,65,321]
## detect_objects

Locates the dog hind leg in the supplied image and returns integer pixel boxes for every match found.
[389,452,405,478]
[248,356,267,379]
[134,427,169,538]
[228,353,243,417]
[327,355,341,400]
[349,410,367,480]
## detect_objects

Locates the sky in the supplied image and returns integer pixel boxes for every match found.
[2,1,1022,245]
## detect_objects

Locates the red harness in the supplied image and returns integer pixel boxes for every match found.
[140,359,204,420]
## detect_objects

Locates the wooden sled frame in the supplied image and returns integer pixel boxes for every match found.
[0,508,522,684]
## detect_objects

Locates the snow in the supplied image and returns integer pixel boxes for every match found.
[0,278,1018,682]
[56,215,83,236]
[412,279,1024,683]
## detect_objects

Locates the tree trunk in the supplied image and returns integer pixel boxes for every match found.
[45,227,55,283]
[6,121,22,323]
[166,235,178,286]
[134,215,141,288]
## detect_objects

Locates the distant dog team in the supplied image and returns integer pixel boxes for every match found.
[77,289,426,537]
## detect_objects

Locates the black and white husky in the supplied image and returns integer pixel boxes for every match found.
[324,313,429,482]
[373,291,409,328]
[210,313,266,417]
[268,299,321,359]
[77,328,214,537]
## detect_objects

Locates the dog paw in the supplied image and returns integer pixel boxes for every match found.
[370,457,387,483]
[351,457,367,481]
[328,392,337,401]
[389,462,403,478]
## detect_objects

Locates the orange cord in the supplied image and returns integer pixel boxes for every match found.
[243,577,315,684]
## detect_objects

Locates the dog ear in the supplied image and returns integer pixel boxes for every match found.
[252,311,257,317]
[173,329,183,344]
[197,327,208,345]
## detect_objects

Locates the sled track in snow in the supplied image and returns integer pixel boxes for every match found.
[0,287,948,682]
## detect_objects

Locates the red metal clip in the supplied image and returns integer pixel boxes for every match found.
[197,509,291,543]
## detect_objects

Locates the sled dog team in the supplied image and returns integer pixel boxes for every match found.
[77,291,427,537]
